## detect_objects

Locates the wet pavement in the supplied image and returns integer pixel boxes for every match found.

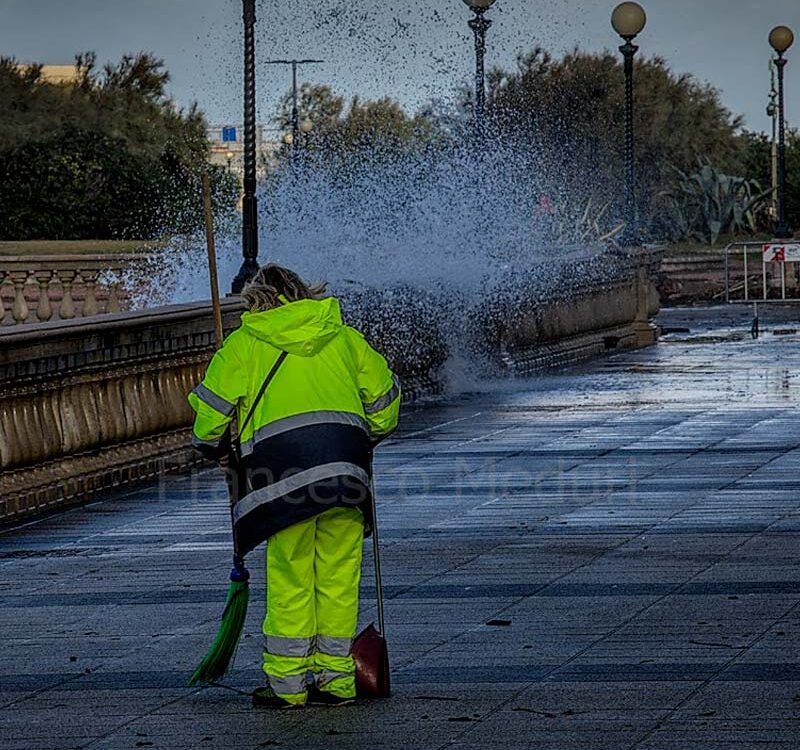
[2,304,800,750]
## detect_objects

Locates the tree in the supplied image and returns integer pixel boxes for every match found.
[735,128,800,231]
[275,84,438,156]
[0,53,236,241]
[479,48,742,237]
[276,83,345,136]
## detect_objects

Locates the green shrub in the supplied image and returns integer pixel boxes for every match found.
[0,54,237,241]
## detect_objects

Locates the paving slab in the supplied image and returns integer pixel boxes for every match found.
[2,307,800,749]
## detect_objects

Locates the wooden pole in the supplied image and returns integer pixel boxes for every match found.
[202,172,224,348]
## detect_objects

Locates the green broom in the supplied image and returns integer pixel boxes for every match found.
[189,173,250,686]
[189,554,250,685]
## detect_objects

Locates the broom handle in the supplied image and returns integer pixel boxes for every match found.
[369,472,386,637]
[202,172,224,349]
[202,172,242,564]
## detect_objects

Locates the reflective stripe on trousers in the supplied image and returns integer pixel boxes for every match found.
[317,669,355,690]
[316,634,352,657]
[264,635,316,658]
[268,673,308,701]
[263,506,363,700]
[263,634,351,658]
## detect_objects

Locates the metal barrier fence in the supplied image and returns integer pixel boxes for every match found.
[724,240,800,303]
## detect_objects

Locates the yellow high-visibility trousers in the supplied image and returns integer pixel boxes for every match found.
[263,506,364,704]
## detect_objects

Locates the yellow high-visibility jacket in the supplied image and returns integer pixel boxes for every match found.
[188,296,400,549]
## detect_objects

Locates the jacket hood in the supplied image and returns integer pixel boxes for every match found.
[241,296,343,357]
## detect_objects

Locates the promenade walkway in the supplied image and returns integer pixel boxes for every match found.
[2,306,800,750]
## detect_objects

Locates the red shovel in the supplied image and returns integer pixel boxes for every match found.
[352,477,390,699]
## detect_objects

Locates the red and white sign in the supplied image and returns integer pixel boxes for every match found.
[763,243,800,263]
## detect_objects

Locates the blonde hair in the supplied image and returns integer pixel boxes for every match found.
[241,264,328,312]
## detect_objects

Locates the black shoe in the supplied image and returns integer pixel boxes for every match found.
[307,684,356,707]
[252,686,304,709]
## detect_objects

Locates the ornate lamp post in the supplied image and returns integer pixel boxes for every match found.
[612,2,647,246]
[462,0,497,130]
[767,63,779,221]
[232,0,259,294]
[769,25,794,239]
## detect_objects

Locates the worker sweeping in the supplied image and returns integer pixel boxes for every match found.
[188,264,401,709]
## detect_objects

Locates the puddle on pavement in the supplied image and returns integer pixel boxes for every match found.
[475,324,800,411]
[660,331,752,344]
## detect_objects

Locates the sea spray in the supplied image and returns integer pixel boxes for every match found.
[141,128,629,388]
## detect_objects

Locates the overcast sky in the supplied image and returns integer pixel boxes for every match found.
[1,0,798,133]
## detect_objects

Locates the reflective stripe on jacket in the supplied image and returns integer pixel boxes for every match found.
[188,296,400,547]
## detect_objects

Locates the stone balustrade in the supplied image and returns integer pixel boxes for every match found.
[0,253,149,325]
[0,300,241,523]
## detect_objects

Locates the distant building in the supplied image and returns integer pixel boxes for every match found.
[16,63,85,85]
[38,64,82,85]
[207,124,284,179]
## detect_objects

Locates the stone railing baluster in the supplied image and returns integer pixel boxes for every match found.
[104,264,127,314]
[57,270,77,320]
[0,270,8,325]
[82,270,100,318]
[11,271,31,325]
[107,281,122,313]
[34,270,54,322]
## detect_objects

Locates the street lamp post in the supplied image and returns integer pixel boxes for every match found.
[612,2,647,247]
[265,59,324,148]
[767,63,779,221]
[770,25,794,239]
[462,0,497,130]
[232,0,259,294]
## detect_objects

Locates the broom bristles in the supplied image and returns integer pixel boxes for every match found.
[189,579,250,686]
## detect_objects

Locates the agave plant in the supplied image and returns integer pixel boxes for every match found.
[551,197,625,246]
[660,158,768,246]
